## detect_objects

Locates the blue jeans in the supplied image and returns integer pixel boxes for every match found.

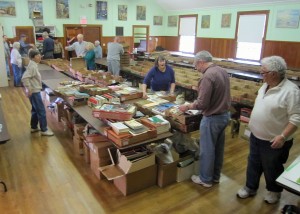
[245,133,293,192]
[5,57,10,77]
[12,64,22,86]
[29,92,48,132]
[199,112,230,183]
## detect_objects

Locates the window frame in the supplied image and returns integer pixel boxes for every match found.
[234,10,269,61]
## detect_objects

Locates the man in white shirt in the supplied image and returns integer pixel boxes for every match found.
[237,56,300,204]
[107,36,124,76]
[65,34,87,57]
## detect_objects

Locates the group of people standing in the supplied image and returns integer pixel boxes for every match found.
[142,51,300,205]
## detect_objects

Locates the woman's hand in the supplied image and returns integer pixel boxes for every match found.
[143,92,148,99]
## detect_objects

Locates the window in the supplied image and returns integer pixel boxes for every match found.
[235,11,269,61]
[179,15,197,53]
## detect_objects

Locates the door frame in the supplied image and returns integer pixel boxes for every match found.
[132,25,149,52]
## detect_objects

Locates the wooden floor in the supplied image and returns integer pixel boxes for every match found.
[0,84,299,214]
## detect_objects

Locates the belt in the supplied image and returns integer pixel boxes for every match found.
[206,112,226,117]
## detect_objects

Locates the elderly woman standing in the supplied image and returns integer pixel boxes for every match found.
[10,42,22,87]
[237,56,300,204]
[21,50,53,136]
[83,42,95,70]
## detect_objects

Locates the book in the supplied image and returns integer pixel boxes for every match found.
[151,103,177,115]
[141,115,170,134]
[128,126,149,136]
[110,122,130,135]
[124,120,144,130]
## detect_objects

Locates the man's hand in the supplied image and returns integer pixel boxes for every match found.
[179,105,189,112]
[270,135,285,149]
[25,88,32,97]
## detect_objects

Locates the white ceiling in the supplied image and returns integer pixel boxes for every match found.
[155,0,299,11]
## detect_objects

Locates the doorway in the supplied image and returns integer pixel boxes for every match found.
[63,24,102,59]
[132,25,149,53]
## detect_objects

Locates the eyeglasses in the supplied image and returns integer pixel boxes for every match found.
[260,71,271,75]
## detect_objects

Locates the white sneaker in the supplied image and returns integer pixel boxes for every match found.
[237,186,257,199]
[41,130,54,136]
[191,175,212,188]
[31,128,40,133]
[264,191,281,204]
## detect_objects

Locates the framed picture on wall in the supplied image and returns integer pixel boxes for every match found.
[168,16,177,27]
[28,1,43,19]
[221,13,231,28]
[118,5,127,21]
[276,9,300,28]
[56,0,69,19]
[136,5,146,21]
[96,1,108,20]
[201,15,210,28]
[0,1,16,17]
[153,16,163,25]
[116,27,124,36]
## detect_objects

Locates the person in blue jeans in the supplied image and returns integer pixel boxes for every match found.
[21,50,53,136]
[237,56,300,204]
[179,51,231,188]
[10,42,22,87]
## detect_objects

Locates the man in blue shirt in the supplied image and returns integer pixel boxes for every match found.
[19,34,34,57]
[142,55,176,98]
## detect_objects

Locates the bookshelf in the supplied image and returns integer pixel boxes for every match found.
[34,26,56,52]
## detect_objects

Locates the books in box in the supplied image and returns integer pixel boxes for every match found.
[92,104,136,121]
[110,122,130,135]
[140,115,170,135]
[151,103,177,116]
[107,127,157,147]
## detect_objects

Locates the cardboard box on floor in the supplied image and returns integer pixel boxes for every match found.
[99,151,157,196]
[89,141,113,180]
[73,135,84,156]
[156,150,180,188]
[176,155,195,182]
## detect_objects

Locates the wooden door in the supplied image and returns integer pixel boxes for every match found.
[15,26,34,44]
[83,27,101,43]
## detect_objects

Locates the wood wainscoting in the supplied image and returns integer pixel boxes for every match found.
[162,36,300,69]
[263,40,300,70]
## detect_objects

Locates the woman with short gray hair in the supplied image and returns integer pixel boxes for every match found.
[10,42,22,87]
[237,55,300,204]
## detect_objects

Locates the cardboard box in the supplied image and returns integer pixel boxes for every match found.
[73,123,86,139]
[73,136,83,156]
[113,164,157,196]
[99,152,156,195]
[83,140,90,164]
[107,128,157,147]
[89,141,112,180]
[176,156,195,182]
[239,122,251,141]
[156,150,180,188]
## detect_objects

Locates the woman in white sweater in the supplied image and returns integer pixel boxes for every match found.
[10,42,22,87]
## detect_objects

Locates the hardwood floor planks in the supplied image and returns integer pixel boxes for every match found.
[0,85,299,214]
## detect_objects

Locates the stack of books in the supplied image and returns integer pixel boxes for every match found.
[141,115,170,134]
[109,122,130,135]
[124,120,149,136]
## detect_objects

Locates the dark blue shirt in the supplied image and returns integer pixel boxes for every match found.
[43,37,54,54]
[143,64,175,91]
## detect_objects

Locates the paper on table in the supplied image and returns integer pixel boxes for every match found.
[283,159,300,185]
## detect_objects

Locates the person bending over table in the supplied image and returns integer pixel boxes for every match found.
[142,55,176,98]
